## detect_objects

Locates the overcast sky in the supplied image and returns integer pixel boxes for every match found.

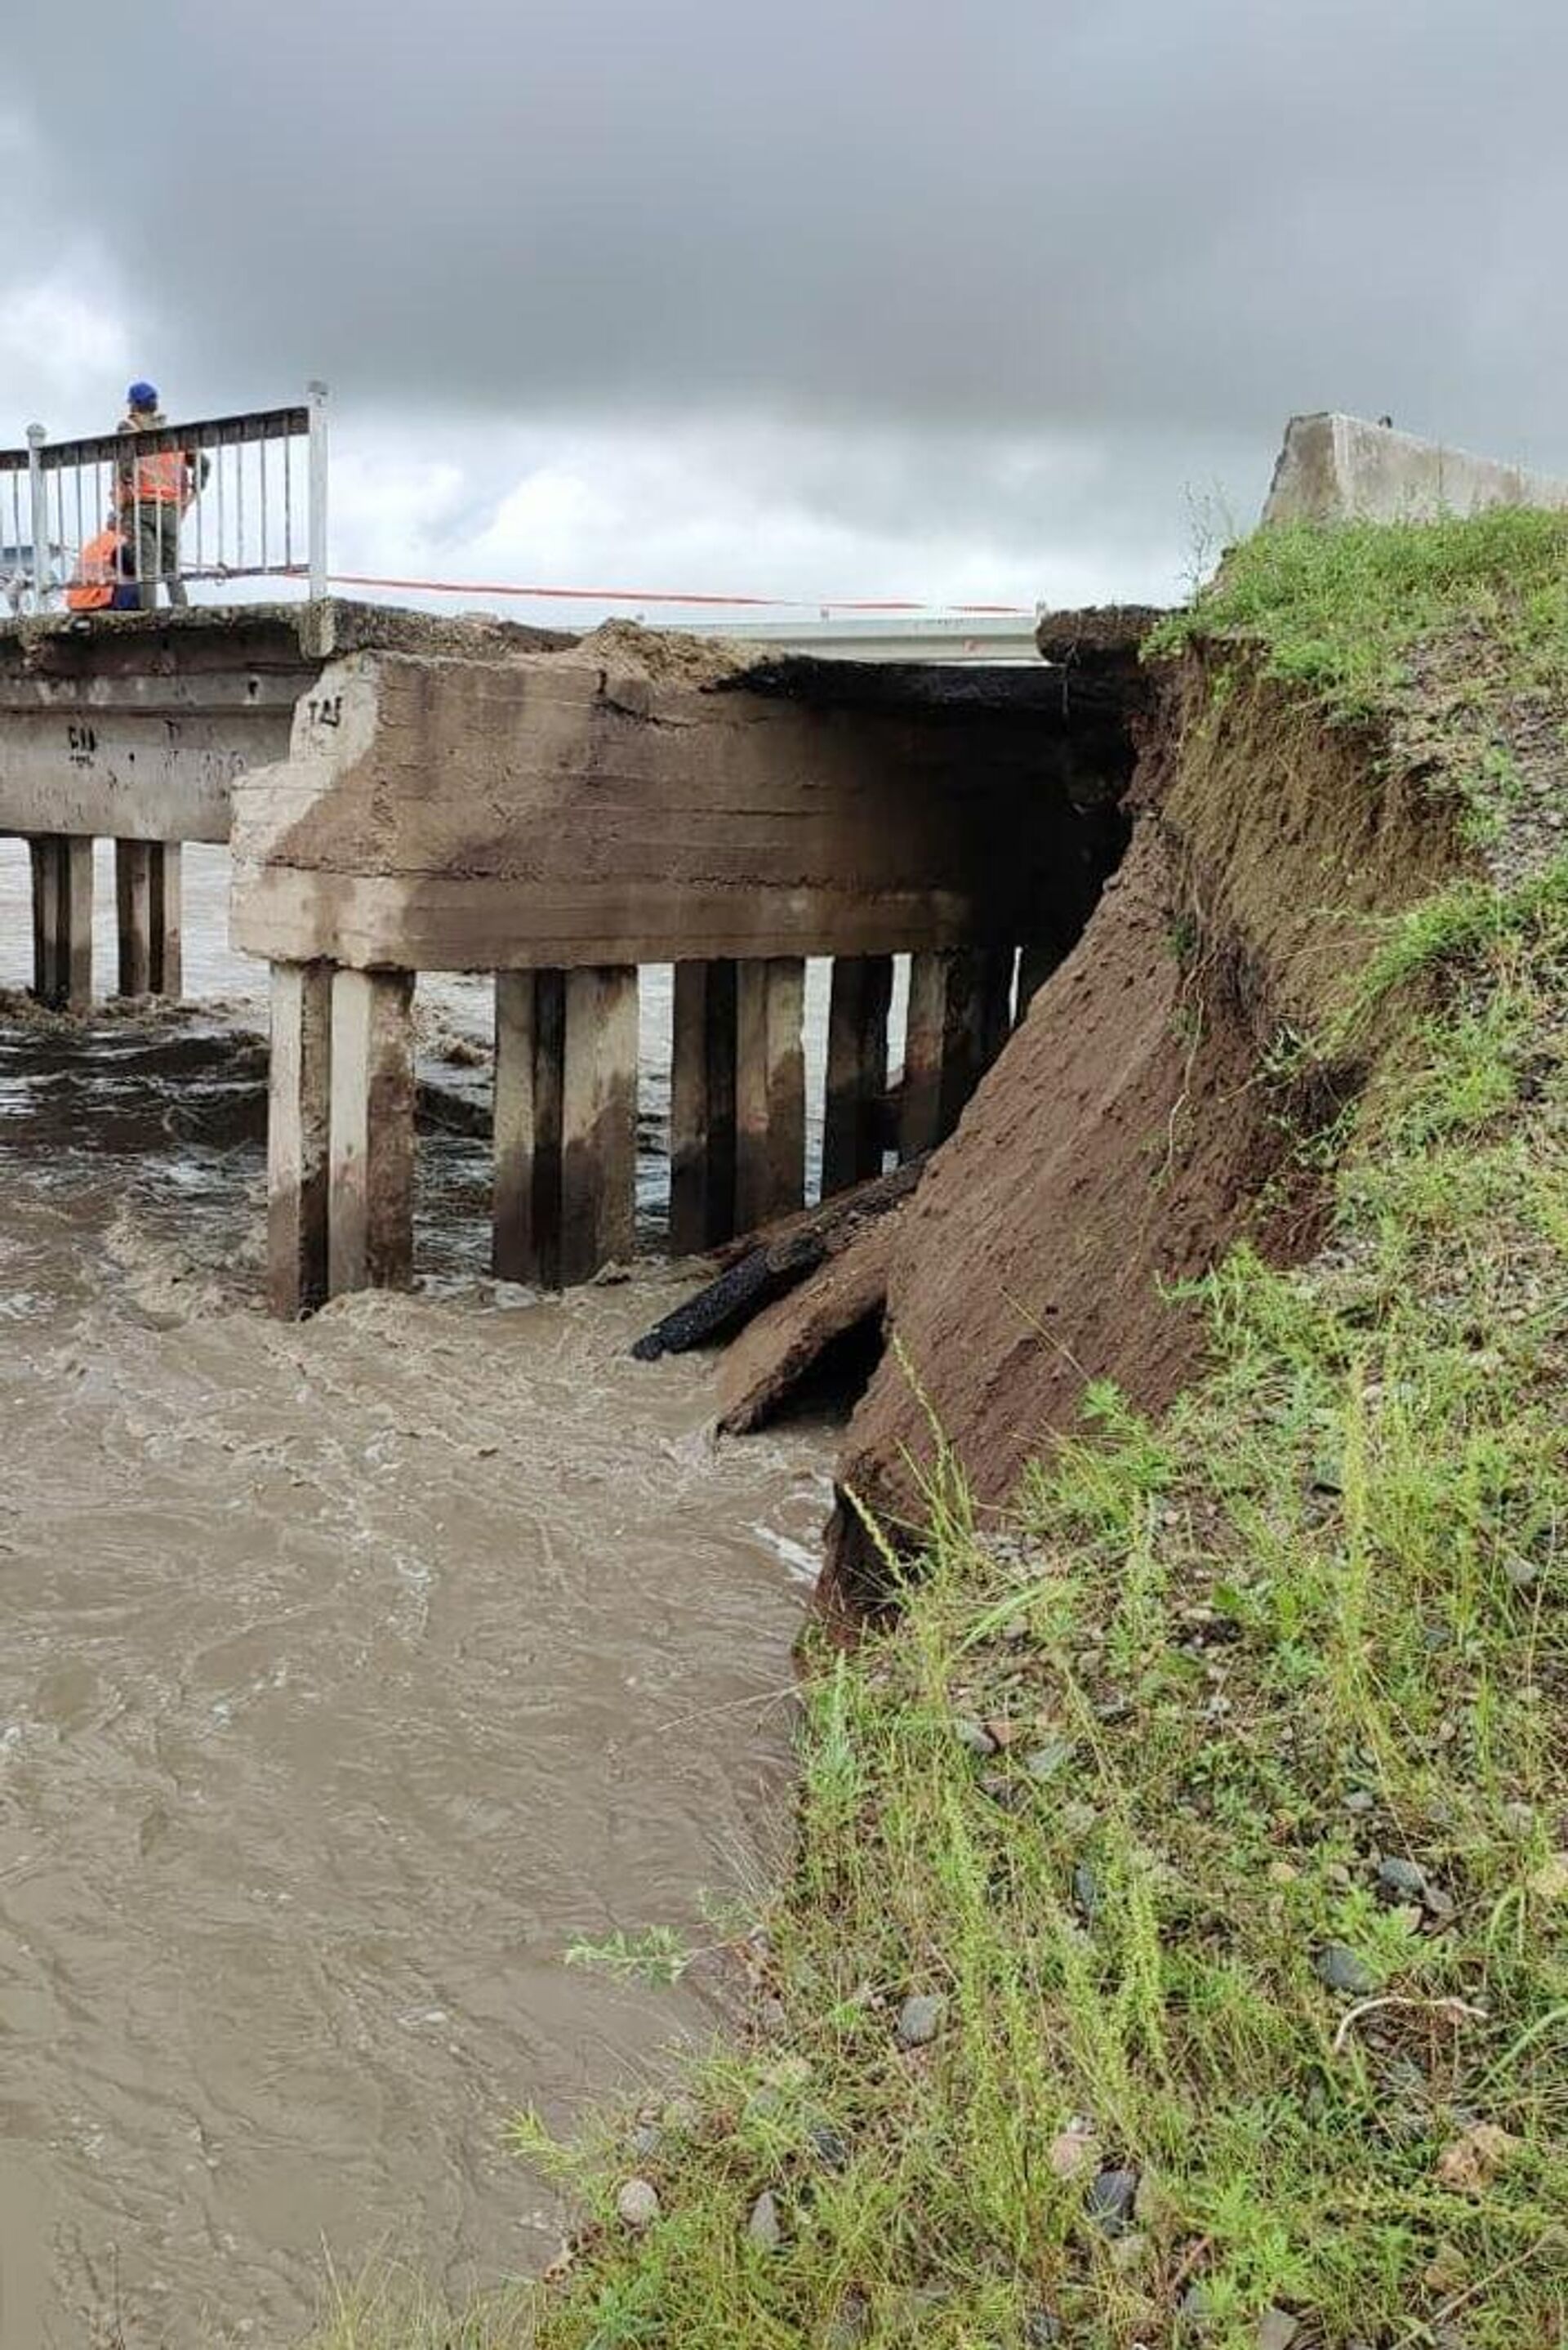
[4,0,1563,622]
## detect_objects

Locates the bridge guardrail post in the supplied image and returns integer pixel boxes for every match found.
[307,381,329,601]
[25,424,48,613]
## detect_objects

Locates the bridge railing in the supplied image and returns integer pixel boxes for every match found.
[1,384,327,616]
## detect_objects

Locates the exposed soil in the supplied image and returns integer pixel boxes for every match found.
[817,649,1471,1607]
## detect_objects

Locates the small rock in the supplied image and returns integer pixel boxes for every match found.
[1504,1556,1539,1591]
[1181,2281,1215,2323]
[955,1716,998,1758]
[662,2094,700,2134]
[825,2290,871,2348]
[1023,2316,1062,2348]
[1530,1853,1568,1902]
[1026,1739,1074,1783]
[1062,1800,1098,1838]
[1503,1801,1536,1838]
[808,2120,850,2170]
[1109,2228,1149,2274]
[1047,2116,1098,2178]
[1315,1942,1378,1996]
[1436,2120,1517,2192]
[896,1991,946,2049]
[1002,1616,1030,1643]
[1424,2242,1468,2295]
[629,2123,665,2160]
[1343,1789,1375,1816]
[1423,1882,1457,1925]
[1072,1861,1100,1922]
[757,1995,789,2036]
[746,2188,783,2252]
[1085,2164,1138,2236]
[616,2176,660,2232]
[1257,2312,1298,2350]
[986,1715,1022,1749]
[1376,1856,1428,1903]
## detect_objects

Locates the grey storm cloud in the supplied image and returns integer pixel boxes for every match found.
[11,0,1568,477]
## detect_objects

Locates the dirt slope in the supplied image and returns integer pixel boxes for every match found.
[825,652,1467,1599]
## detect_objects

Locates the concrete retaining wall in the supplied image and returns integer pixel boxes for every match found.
[1263,412,1568,528]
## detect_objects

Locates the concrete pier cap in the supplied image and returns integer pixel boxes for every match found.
[229,627,1122,974]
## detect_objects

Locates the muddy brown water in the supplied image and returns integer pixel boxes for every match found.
[0,844,836,2348]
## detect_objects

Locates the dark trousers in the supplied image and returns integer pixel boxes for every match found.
[127,502,188,609]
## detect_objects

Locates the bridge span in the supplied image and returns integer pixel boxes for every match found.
[0,599,1137,1318]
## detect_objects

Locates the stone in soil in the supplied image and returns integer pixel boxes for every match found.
[808,2120,850,2170]
[628,2122,665,2160]
[1026,1738,1074,1781]
[955,1715,998,1757]
[1376,1855,1428,1903]
[1024,2316,1062,2348]
[746,2188,783,2252]
[1256,2311,1299,2350]
[1085,2165,1138,2235]
[616,2177,660,2231]
[896,1990,947,2048]
[1315,1942,1379,1995]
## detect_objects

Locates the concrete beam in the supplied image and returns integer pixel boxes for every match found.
[267,961,332,1318]
[327,967,416,1295]
[492,969,565,1287]
[1263,412,1568,528]
[899,948,1013,1159]
[231,641,1126,970]
[822,954,893,1197]
[0,601,575,847]
[736,958,805,1229]
[29,835,93,1010]
[560,966,639,1285]
[670,959,738,1254]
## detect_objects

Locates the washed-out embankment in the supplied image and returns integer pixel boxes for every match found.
[713,619,1459,1608]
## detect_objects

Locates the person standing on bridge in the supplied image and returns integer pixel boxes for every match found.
[115,381,207,611]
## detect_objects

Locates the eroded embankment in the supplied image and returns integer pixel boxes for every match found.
[823,645,1466,1602]
[488,514,1568,2350]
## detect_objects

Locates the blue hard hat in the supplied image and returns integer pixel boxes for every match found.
[127,380,159,408]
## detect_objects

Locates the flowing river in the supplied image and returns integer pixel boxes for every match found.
[0,842,837,2348]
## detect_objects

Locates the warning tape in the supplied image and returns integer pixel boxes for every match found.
[323,569,1030,617]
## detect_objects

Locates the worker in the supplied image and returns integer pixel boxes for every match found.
[116,381,206,610]
[65,516,140,613]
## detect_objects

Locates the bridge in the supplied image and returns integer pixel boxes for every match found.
[0,394,1141,1318]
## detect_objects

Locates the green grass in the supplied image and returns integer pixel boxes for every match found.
[492,864,1568,2350]
[1148,507,1568,726]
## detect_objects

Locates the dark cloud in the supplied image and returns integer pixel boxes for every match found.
[11,0,1568,474]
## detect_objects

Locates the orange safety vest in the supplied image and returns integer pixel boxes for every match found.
[65,528,125,611]
[120,447,190,506]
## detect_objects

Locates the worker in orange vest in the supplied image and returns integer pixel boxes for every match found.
[65,515,140,613]
[116,381,207,611]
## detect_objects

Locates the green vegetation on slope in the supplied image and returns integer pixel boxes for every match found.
[1150,507,1568,729]
[308,521,1568,2350]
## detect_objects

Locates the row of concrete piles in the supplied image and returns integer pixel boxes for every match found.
[266,941,1042,1318]
[24,835,183,1006]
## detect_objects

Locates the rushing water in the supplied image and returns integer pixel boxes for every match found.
[0,842,836,2348]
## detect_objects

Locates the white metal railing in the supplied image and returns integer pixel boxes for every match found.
[0,383,327,617]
